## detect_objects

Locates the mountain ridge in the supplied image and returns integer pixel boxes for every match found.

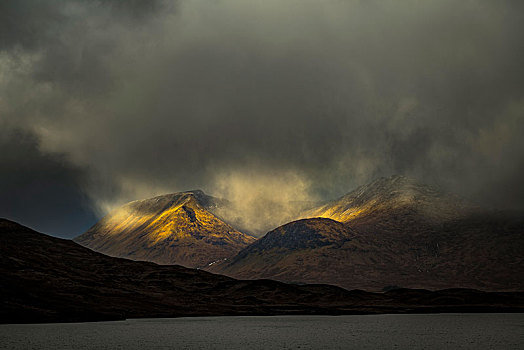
[75,190,256,268]
[301,175,476,224]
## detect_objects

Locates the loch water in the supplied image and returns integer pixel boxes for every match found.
[1,313,523,349]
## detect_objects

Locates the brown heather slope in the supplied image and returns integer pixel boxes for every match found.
[210,218,357,279]
[74,190,256,268]
[2,219,524,324]
[213,176,524,291]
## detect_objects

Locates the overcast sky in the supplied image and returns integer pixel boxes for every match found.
[1,0,524,237]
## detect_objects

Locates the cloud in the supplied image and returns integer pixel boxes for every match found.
[0,127,97,237]
[210,165,316,235]
[1,0,524,236]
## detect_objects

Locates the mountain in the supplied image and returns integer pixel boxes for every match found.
[74,190,256,268]
[2,219,523,323]
[214,176,524,291]
[210,217,356,279]
[301,175,474,224]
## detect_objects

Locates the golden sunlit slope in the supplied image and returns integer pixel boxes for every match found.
[74,190,256,268]
[302,175,474,224]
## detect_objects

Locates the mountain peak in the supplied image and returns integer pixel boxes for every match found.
[302,175,470,224]
[74,189,254,268]
[126,189,215,208]
[179,189,210,202]
[341,175,441,203]
[351,174,434,192]
[256,218,355,250]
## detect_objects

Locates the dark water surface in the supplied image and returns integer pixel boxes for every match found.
[1,314,523,349]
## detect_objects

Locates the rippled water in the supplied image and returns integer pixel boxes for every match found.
[1,314,523,349]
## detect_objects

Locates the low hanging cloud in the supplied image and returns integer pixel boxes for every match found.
[211,165,316,235]
[1,0,524,237]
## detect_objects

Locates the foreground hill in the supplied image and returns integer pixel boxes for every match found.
[213,218,356,278]
[75,190,256,268]
[214,176,524,291]
[1,219,523,323]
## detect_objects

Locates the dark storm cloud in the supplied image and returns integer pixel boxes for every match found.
[0,0,63,51]
[0,0,169,236]
[0,0,164,51]
[1,0,524,236]
[0,127,97,237]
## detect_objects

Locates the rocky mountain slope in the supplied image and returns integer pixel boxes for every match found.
[74,190,256,268]
[2,219,523,324]
[214,176,524,291]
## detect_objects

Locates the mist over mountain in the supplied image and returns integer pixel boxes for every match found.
[1,0,524,237]
[301,175,476,223]
[74,175,524,291]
